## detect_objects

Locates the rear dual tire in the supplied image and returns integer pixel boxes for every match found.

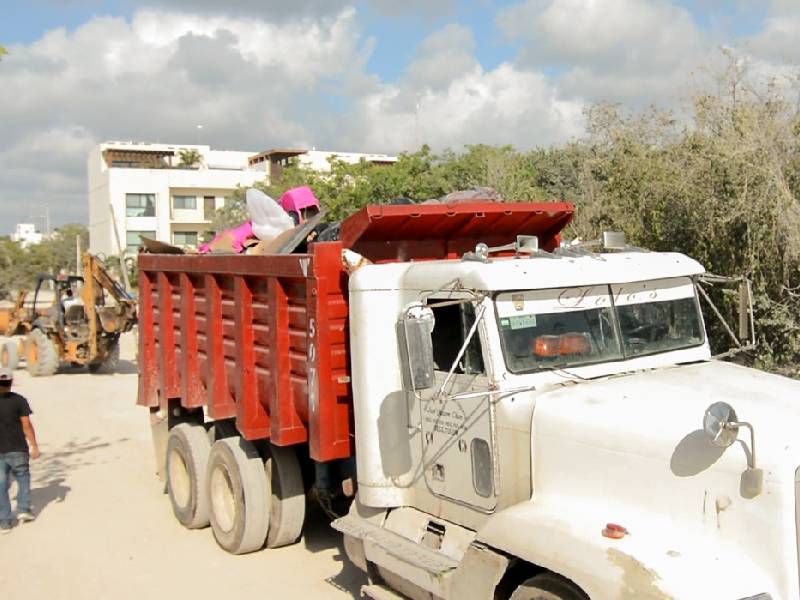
[207,437,270,554]
[166,424,306,554]
[166,424,211,529]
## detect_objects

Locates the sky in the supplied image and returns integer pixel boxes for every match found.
[1,0,799,233]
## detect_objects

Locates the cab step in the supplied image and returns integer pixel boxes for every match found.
[360,583,407,600]
[333,514,458,574]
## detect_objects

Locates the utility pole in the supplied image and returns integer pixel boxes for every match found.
[76,233,82,275]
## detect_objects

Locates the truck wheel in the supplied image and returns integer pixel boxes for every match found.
[265,444,306,548]
[0,340,19,370]
[88,339,120,374]
[25,330,59,377]
[207,437,269,554]
[166,424,211,529]
[510,573,589,600]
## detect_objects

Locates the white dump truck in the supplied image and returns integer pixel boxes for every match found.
[139,202,786,600]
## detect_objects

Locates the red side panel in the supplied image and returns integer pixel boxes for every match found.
[137,270,159,407]
[306,242,353,462]
[137,251,353,460]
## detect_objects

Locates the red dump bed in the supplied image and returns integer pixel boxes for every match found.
[137,201,574,462]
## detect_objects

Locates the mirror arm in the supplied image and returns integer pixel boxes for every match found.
[728,420,756,469]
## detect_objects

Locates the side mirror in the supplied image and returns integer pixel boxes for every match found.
[703,401,739,448]
[399,305,435,391]
[703,401,762,498]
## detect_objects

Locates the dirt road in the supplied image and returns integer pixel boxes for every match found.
[0,333,366,599]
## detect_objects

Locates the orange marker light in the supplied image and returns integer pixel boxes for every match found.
[533,335,560,357]
[602,523,628,539]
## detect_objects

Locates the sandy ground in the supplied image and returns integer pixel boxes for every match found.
[0,332,366,599]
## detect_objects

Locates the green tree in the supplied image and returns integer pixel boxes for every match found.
[0,225,89,298]
[177,148,203,169]
[0,45,7,61]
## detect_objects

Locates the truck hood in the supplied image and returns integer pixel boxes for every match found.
[533,359,800,483]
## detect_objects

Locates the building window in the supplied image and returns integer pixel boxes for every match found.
[173,231,198,246]
[126,230,155,254]
[126,193,155,217]
[173,195,197,210]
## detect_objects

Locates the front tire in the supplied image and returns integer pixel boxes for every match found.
[89,338,120,374]
[207,437,269,554]
[166,424,212,529]
[0,340,19,370]
[25,330,59,377]
[510,573,589,600]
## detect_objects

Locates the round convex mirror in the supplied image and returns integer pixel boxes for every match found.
[703,402,739,448]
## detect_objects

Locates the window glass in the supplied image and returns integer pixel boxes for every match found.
[126,193,155,217]
[471,438,493,498]
[173,231,198,246]
[125,230,155,253]
[495,277,704,373]
[172,195,196,210]
[614,278,704,357]
[497,286,621,373]
[427,301,485,375]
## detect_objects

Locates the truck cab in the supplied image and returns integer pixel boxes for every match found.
[338,238,792,600]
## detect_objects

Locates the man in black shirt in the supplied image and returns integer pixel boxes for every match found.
[0,367,40,532]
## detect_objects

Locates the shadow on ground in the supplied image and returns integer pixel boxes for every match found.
[8,436,131,518]
[302,504,367,598]
[54,359,138,376]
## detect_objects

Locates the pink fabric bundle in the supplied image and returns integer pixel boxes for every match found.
[198,220,255,254]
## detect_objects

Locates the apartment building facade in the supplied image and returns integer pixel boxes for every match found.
[87,142,397,256]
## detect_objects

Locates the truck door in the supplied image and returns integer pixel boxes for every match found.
[417,298,497,512]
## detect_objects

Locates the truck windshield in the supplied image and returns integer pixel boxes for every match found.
[496,277,703,373]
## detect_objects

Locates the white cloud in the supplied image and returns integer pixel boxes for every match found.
[497,0,711,104]
[406,24,479,89]
[342,61,584,152]
[744,2,800,64]
[0,8,371,230]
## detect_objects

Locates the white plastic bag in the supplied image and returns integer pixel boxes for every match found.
[246,188,294,240]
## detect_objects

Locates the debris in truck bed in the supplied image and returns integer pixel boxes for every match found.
[248,188,295,240]
[280,186,321,225]
[248,209,327,255]
[139,236,185,254]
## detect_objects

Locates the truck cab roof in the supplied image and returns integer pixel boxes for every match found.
[350,250,706,293]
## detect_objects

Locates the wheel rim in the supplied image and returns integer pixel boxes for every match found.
[168,448,191,509]
[210,463,236,533]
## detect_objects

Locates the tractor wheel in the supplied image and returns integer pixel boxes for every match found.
[25,330,59,377]
[88,339,120,374]
[0,340,19,370]
[207,437,269,554]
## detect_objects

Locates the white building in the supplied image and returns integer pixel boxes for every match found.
[11,223,44,248]
[247,148,397,181]
[88,142,397,256]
